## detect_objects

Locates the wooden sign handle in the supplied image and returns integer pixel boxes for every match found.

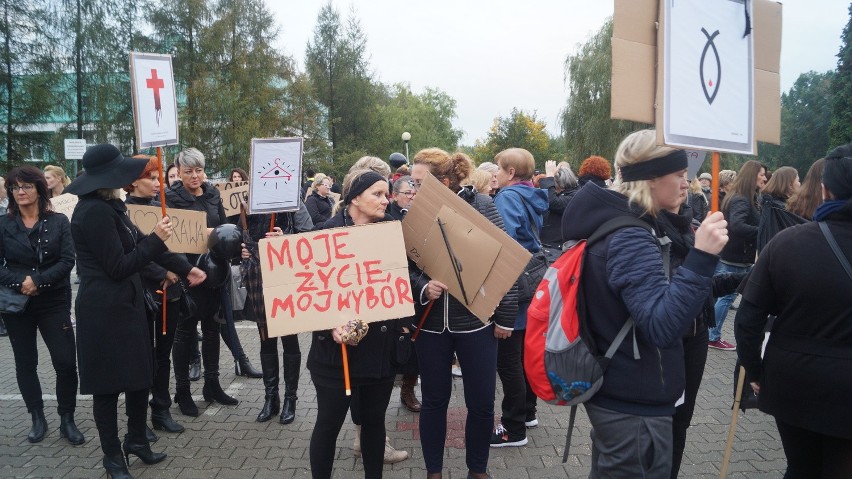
[156,146,168,335]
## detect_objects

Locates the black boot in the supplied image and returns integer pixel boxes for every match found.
[279,353,301,425]
[189,356,201,382]
[27,409,47,443]
[235,354,262,378]
[122,438,167,465]
[202,379,239,406]
[256,353,280,422]
[174,386,199,417]
[145,426,158,444]
[103,454,134,479]
[58,412,85,445]
[151,408,185,433]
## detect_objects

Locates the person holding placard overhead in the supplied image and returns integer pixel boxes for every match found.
[308,168,408,479]
[65,144,207,478]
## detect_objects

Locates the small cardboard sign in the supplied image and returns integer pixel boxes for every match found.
[129,52,179,148]
[249,137,303,214]
[213,181,250,217]
[402,173,531,323]
[260,221,414,337]
[50,193,78,220]
[127,205,208,254]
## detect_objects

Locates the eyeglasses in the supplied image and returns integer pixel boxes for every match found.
[11,185,35,192]
[397,190,416,198]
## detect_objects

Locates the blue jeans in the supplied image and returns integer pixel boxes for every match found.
[710,262,751,342]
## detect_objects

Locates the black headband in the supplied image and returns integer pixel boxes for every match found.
[344,171,387,205]
[620,150,688,182]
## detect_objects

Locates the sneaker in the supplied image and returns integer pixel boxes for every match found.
[490,424,528,448]
[708,340,736,351]
[383,437,409,464]
[451,365,463,377]
[524,415,539,429]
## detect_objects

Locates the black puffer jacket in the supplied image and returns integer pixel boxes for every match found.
[538,176,577,247]
[304,191,334,225]
[720,194,759,264]
[162,181,227,228]
[411,186,519,332]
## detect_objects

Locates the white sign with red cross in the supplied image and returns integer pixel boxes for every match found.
[130,52,179,148]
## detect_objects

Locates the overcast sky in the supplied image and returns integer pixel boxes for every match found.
[271,1,849,146]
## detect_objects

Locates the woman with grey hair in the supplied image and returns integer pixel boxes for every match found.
[538,160,579,248]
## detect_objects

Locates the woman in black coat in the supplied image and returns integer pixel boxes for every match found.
[304,176,335,225]
[165,147,257,418]
[0,166,80,445]
[308,169,406,479]
[125,156,196,436]
[66,144,206,478]
[736,150,852,478]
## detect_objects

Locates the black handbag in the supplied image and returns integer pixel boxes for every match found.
[518,251,548,302]
[178,280,197,318]
[0,287,30,314]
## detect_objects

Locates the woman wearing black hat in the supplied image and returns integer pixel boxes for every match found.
[0,166,80,445]
[308,168,408,479]
[66,144,207,478]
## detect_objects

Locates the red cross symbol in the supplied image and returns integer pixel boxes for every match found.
[146,69,164,112]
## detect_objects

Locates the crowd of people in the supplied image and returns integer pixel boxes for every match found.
[1,132,850,478]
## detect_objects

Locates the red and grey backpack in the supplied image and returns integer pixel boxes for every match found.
[524,216,654,463]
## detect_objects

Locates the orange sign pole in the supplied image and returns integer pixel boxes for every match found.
[711,151,721,212]
[157,147,168,335]
[341,343,352,396]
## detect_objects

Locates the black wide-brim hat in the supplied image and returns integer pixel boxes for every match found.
[64,144,148,196]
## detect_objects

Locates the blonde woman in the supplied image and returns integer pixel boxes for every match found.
[44,165,71,198]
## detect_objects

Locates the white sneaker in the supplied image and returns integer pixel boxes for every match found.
[383,437,409,464]
[451,365,463,377]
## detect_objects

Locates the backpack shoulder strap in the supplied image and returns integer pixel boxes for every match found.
[587,216,652,245]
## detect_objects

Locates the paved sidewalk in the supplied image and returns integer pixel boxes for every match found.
[0,305,785,478]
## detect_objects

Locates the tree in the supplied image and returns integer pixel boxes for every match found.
[830,3,852,147]
[0,0,61,165]
[472,108,550,167]
[561,20,650,165]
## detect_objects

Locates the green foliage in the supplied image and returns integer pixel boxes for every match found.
[561,19,650,165]
[472,108,551,168]
[830,3,852,147]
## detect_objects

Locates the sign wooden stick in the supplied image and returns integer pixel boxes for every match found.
[719,365,748,479]
[711,152,721,212]
[411,300,435,342]
[157,147,168,335]
[341,343,351,396]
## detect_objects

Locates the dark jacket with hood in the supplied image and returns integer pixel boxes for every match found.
[306,209,405,387]
[735,198,852,440]
[538,176,578,247]
[411,186,519,332]
[304,191,334,225]
[494,183,549,253]
[720,193,759,264]
[562,183,718,416]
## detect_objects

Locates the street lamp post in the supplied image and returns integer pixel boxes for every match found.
[401,131,411,161]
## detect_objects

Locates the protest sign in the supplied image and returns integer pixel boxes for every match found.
[129,52,179,148]
[127,205,208,254]
[213,181,250,217]
[50,193,78,220]
[260,221,414,337]
[248,137,302,214]
[402,173,531,323]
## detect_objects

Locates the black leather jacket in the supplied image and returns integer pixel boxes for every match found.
[0,212,75,294]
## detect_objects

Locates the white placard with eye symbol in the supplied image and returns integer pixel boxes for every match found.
[663,0,754,155]
[248,137,303,214]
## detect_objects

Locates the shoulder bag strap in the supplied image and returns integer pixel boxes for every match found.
[819,221,852,282]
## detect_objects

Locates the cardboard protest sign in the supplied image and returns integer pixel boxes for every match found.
[129,52,179,148]
[402,173,531,323]
[249,138,302,214]
[662,0,754,154]
[260,221,414,337]
[50,193,78,220]
[213,181,250,217]
[611,0,781,148]
[127,205,208,254]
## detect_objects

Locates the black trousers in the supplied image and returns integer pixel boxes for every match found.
[671,325,709,479]
[497,328,536,437]
[4,289,78,415]
[310,377,394,479]
[150,300,179,411]
[776,418,852,479]
[93,388,149,457]
[173,287,221,385]
[259,333,300,355]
